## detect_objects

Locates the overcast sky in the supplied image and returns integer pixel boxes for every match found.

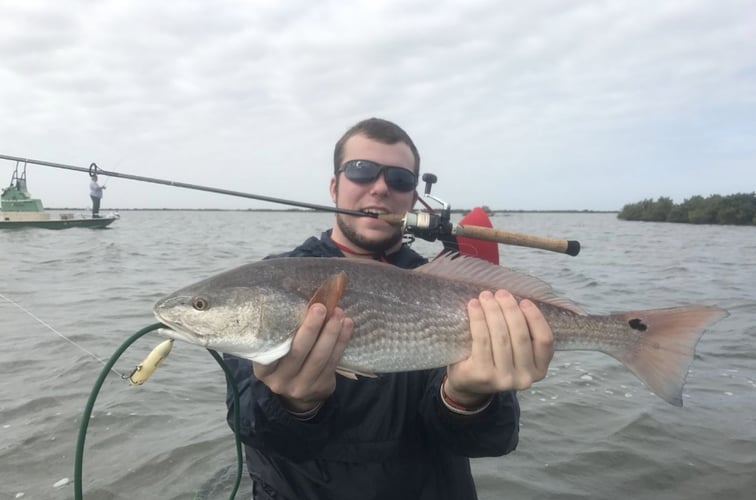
[1,0,754,211]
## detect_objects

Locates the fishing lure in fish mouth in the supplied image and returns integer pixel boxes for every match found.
[127,339,174,385]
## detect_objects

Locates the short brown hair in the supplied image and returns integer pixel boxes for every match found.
[333,118,420,175]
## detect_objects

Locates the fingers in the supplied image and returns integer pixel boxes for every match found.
[491,290,536,376]
[478,291,514,373]
[520,299,554,377]
[297,308,352,382]
[255,303,353,407]
[262,303,329,381]
[467,296,492,365]
[322,315,354,374]
[456,289,554,394]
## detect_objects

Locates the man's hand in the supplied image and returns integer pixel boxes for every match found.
[253,304,354,412]
[445,290,554,408]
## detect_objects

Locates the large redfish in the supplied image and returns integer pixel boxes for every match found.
[153,253,727,406]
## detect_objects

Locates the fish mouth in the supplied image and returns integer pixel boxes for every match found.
[155,322,210,348]
[153,304,211,347]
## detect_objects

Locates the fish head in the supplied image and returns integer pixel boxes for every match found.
[153,285,304,360]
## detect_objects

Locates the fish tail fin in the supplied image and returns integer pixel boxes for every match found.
[610,306,728,406]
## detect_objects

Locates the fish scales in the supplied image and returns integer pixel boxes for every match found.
[271,257,477,372]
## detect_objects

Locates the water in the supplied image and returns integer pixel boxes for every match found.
[1,211,754,500]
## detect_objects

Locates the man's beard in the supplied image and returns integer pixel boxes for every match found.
[336,214,403,255]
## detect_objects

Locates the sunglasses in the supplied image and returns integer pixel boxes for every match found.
[337,159,418,193]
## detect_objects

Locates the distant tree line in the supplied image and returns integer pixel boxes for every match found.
[618,192,756,225]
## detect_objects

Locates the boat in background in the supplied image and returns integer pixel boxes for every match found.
[1,162,118,229]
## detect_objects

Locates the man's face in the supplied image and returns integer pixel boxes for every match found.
[330,133,417,254]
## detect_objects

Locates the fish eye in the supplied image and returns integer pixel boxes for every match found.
[191,296,210,311]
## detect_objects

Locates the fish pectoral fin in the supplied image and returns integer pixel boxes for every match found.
[306,271,348,318]
[336,366,377,380]
[247,338,294,365]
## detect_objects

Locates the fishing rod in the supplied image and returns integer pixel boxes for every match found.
[0,153,580,256]
[0,153,370,219]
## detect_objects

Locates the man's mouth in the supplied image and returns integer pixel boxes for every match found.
[362,207,390,216]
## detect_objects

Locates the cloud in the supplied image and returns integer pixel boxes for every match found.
[1,0,754,211]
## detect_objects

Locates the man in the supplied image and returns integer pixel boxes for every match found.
[224,118,554,500]
[89,174,105,218]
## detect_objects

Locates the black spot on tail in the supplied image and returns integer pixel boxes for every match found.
[629,318,647,331]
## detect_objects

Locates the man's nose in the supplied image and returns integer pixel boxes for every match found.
[369,171,390,194]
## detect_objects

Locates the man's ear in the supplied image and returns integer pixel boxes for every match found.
[330,176,338,203]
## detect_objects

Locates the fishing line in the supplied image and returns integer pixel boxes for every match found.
[74,323,244,500]
[0,292,126,378]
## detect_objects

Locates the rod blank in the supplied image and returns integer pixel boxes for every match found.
[1,153,581,256]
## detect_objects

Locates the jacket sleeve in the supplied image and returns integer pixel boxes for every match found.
[223,353,336,462]
[418,369,520,457]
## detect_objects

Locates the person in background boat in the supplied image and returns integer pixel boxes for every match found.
[89,174,106,218]
[223,117,555,500]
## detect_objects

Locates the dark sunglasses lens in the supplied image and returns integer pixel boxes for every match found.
[344,160,381,183]
[384,168,416,192]
[343,160,416,192]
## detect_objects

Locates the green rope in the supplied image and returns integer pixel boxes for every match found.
[74,323,243,499]
[207,349,244,499]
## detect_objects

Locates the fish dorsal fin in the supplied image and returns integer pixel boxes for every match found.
[306,271,348,318]
[415,252,587,315]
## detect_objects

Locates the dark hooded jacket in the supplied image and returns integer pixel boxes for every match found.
[224,231,520,500]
